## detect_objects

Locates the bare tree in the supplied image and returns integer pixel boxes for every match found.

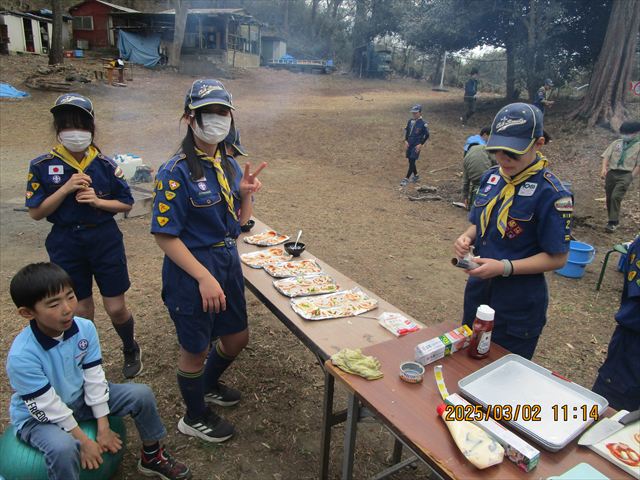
[310,0,319,38]
[169,0,189,67]
[571,0,640,129]
[49,0,63,65]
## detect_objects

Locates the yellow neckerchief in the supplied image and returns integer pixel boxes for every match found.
[195,146,238,221]
[51,144,99,172]
[480,153,548,238]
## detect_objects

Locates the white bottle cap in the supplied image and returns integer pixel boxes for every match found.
[476,304,495,321]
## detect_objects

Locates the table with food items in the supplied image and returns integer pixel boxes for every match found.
[237,218,639,480]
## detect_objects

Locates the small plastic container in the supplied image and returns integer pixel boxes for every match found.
[469,305,494,359]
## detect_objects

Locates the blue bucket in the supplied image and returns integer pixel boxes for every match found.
[74,49,84,58]
[555,240,595,279]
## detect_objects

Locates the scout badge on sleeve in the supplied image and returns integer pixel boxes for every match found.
[554,196,573,212]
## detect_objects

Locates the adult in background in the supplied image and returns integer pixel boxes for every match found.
[151,79,266,443]
[600,121,640,233]
[24,93,142,379]
[463,127,490,156]
[401,104,430,186]
[461,68,479,125]
[453,103,572,359]
[462,141,496,210]
[533,78,554,114]
[592,234,640,411]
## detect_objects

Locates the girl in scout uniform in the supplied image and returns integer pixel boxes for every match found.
[453,103,572,360]
[25,93,142,379]
[151,79,266,443]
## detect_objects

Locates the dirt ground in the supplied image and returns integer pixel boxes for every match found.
[1,54,639,480]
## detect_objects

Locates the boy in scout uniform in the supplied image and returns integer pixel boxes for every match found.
[401,104,430,186]
[600,121,640,233]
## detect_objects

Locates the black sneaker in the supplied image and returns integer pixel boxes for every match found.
[123,343,143,379]
[138,446,192,480]
[177,407,234,443]
[204,383,241,407]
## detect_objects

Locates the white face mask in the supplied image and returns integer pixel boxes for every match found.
[59,130,92,153]
[192,113,231,145]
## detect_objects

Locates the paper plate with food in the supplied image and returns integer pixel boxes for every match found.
[290,288,378,320]
[240,247,292,268]
[243,230,290,246]
[273,274,339,297]
[263,259,322,278]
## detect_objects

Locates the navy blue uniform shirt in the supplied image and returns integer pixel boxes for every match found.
[25,151,134,225]
[150,152,243,248]
[464,78,478,98]
[405,118,429,147]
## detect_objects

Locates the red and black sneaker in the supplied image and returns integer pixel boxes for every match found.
[138,447,192,480]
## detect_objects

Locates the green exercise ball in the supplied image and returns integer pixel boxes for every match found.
[0,416,126,480]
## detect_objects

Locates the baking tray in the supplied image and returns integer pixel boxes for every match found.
[240,247,292,269]
[458,354,608,452]
[290,288,378,320]
[273,273,339,297]
[243,229,290,246]
[263,259,323,278]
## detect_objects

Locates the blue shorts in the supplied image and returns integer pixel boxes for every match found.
[462,274,548,359]
[45,220,131,300]
[162,242,248,354]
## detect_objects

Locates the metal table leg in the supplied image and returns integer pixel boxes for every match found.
[341,393,360,480]
[320,369,335,479]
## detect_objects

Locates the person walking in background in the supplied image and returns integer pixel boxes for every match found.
[461,68,479,125]
[600,121,640,233]
[533,78,554,113]
[24,93,142,379]
[401,104,430,187]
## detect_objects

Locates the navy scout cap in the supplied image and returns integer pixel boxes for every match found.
[486,103,544,155]
[224,128,247,156]
[410,104,422,113]
[185,79,235,110]
[50,93,94,118]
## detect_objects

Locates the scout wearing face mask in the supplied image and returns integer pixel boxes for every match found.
[192,114,232,145]
[58,129,93,153]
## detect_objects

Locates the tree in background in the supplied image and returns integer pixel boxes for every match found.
[49,0,64,65]
[169,0,190,67]
[570,0,640,129]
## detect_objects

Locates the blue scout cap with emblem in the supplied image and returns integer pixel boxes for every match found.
[185,79,235,110]
[544,78,553,87]
[410,104,422,113]
[486,103,543,155]
[50,93,94,118]
[224,128,247,156]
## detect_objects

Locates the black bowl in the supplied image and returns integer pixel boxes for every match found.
[240,219,255,232]
[284,241,306,257]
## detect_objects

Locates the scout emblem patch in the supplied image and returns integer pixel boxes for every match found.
[554,196,573,212]
[198,181,208,191]
[31,182,40,191]
[114,166,124,178]
[505,218,523,239]
[49,165,63,175]
[158,202,170,213]
[483,185,492,193]
[518,182,537,197]
[156,216,170,226]
[169,180,181,190]
[26,191,33,199]
[27,172,33,181]
[488,174,500,185]
[52,175,62,184]
[165,191,176,200]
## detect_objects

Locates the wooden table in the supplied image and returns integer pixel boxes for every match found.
[238,218,427,479]
[326,322,624,480]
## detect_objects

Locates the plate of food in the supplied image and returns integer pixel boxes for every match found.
[290,288,378,320]
[263,259,322,278]
[243,230,290,246]
[240,247,292,268]
[273,274,339,297]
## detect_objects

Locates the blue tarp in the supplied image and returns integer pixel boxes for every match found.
[117,30,161,68]
[0,83,29,98]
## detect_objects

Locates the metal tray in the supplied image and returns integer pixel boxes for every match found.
[458,354,608,452]
[273,273,339,297]
[290,288,378,321]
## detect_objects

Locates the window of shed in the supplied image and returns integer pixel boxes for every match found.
[73,16,94,31]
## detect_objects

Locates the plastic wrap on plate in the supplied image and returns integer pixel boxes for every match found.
[290,288,378,320]
[273,274,339,297]
[240,247,292,268]
[243,230,290,246]
[264,259,322,278]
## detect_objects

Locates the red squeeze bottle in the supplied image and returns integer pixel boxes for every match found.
[469,304,495,359]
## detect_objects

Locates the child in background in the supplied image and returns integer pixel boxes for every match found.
[401,104,430,186]
[6,262,191,480]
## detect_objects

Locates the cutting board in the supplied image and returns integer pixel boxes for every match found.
[587,410,640,479]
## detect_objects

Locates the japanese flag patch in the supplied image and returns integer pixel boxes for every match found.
[488,174,500,185]
[49,165,63,175]
[554,196,573,212]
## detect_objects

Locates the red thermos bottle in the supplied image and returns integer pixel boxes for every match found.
[469,304,495,359]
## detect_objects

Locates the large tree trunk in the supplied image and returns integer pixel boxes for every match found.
[283,0,290,37]
[168,0,189,67]
[571,0,640,129]
[351,0,367,72]
[310,0,319,38]
[505,37,516,100]
[49,0,63,65]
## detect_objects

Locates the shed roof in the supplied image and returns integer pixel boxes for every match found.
[70,0,139,13]
[158,8,247,16]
